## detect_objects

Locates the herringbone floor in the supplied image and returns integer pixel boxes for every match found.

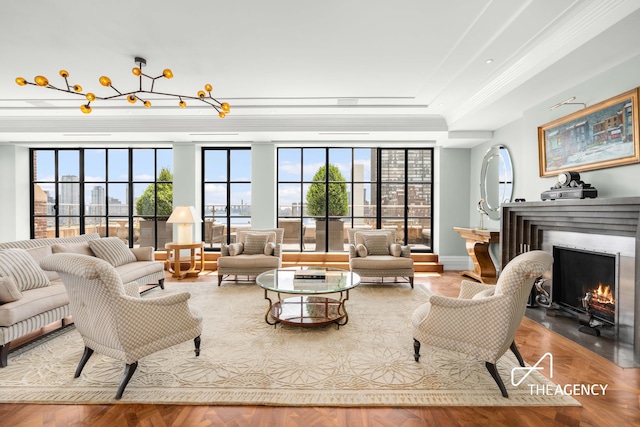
[1,271,638,427]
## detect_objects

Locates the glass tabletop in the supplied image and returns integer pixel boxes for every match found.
[256,267,360,294]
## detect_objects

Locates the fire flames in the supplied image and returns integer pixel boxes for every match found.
[591,283,615,305]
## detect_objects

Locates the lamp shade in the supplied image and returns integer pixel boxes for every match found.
[167,206,201,244]
[167,206,200,225]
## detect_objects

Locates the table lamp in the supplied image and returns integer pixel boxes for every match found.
[167,206,200,244]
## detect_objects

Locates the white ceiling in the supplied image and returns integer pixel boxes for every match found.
[1,0,640,147]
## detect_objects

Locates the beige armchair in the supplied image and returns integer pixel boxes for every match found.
[204,220,224,247]
[347,228,414,288]
[217,228,284,285]
[40,253,203,400]
[279,218,306,251]
[412,250,553,397]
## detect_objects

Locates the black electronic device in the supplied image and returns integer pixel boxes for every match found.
[541,171,598,200]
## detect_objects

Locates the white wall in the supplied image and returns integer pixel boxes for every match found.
[251,143,277,228]
[470,54,640,220]
[0,145,30,242]
[172,143,201,241]
[436,147,471,262]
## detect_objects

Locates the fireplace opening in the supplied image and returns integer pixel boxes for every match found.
[552,246,616,325]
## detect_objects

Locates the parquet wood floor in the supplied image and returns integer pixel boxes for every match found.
[1,271,638,427]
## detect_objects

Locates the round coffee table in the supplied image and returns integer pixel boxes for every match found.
[256,267,360,327]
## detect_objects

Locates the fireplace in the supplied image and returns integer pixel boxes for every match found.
[501,197,640,363]
[552,246,617,325]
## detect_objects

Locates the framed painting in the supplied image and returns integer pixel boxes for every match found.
[538,88,640,177]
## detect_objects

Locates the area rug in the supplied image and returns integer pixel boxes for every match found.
[0,281,579,407]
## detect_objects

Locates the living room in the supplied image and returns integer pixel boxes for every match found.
[1,1,640,426]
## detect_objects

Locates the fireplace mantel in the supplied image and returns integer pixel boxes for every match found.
[500,197,640,267]
[501,197,640,361]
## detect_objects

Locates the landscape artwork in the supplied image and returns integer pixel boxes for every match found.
[538,88,640,177]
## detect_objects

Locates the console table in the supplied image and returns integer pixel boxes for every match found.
[165,242,204,279]
[453,227,500,284]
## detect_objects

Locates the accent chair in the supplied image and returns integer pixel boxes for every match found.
[347,228,414,288]
[412,250,553,397]
[40,253,203,399]
[217,228,284,285]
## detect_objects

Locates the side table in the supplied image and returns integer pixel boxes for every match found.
[165,242,204,279]
[453,227,500,284]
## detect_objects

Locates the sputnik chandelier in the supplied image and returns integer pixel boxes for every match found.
[15,57,230,117]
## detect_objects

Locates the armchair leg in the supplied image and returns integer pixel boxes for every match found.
[409,277,414,288]
[0,344,8,368]
[510,341,525,367]
[194,336,201,356]
[115,362,138,400]
[218,274,223,286]
[485,362,508,398]
[74,346,94,378]
[413,338,421,362]
[158,278,165,290]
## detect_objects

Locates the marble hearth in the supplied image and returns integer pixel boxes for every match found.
[501,197,640,364]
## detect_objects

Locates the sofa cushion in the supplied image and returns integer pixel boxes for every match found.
[26,246,59,281]
[88,237,137,267]
[115,261,164,284]
[51,242,95,256]
[243,234,269,255]
[237,230,277,245]
[0,248,51,291]
[353,230,395,247]
[0,282,69,327]
[350,255,414,269]
[0,276,23,304]
[364,234,390,255]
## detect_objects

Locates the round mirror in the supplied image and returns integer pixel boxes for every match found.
[480,145,513,220]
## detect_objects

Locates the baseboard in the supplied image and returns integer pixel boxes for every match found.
[438,256,471,271]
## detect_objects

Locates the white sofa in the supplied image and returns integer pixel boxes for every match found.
[0,233,165,368]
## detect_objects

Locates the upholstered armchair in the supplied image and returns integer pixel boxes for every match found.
[217,228,284,285]
[40,253,203,400]
[204,220,225,247]
[412,250,553,397]
[347,228,414,288]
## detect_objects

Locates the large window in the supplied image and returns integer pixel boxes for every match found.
[31,148,173,248]
[201,148,252,250]
[277,147,433,252]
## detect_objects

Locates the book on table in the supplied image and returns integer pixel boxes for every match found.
[294,267,327,280]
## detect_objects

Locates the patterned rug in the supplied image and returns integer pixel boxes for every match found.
[0,281,579,406]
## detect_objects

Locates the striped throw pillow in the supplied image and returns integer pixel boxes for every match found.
[363,234,390,255]
[0,248,51,291]
[88,237,137,267]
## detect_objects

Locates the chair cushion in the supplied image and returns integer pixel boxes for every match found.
[228,243,244,256]
[353,230,395,246]
[217,254,281,269]
[243,234,270,255]
[364,234,389,255]
[350,255,413,269]
[264,242,275,256]
[89,237,137,267]
[26,245,59,281]
[0,248,51,291]
[356,243,368,257]
[0,276,23,304]
[51,242,95,256]
[389,243,402,257]
[471,288,495,299]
